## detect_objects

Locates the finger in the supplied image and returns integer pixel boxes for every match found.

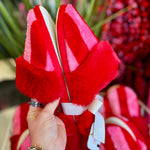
[27,99,42,123]
[42,98,60,115]
[56,117,65,126]
[56,117,66,144]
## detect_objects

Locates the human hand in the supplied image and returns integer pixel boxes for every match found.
[27,99,66,150]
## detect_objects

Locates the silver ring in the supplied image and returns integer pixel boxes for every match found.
[28,101,45,108]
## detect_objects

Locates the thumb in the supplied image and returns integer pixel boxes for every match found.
[42,98,60,115]
[27,99,42,123]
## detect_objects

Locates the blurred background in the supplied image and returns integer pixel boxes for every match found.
[0,0,149,149]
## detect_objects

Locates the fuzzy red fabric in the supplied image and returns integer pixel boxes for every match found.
[10,135,21,150]
[57,4,120,105]
[103,124,140,150]
[101,99,112,119]
[76,110,95,136]
[56,5,70,73]
[58,110,95,150]
[63,41,120,106]
[102,121,146,150]
[16,4,120,106]
[57,5,98,73]
[104,85,141,118]
[33,6,62,72]
[130,117,150,149]
[103,85,150,149]
[16,57,65,103]
[15,4,120,150]
[16,5,66,104]
[58,113,82,150]
[76,110,95,150]
[117,86,130,117]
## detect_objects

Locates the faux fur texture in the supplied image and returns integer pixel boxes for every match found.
[62,41,120,105]
[58,110,95,150]
[16,5,66,104]
[102,116,148,150]
[103,85,150,149]
[58,113,82,150]
[14,4,120,150]
[104,125,140,150]
[57,5,98,73]
[16,4,120,106]
[76,110,95,150]
[76,110,95,136]
[16,57,65,103]
[104,85,140,118]
[57,5,120,105]
[130,117,150,149]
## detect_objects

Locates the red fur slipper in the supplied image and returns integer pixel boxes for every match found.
[100,116,147,150]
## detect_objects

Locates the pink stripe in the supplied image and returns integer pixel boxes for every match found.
[65,41,79,72]
[99,144,105,150]
[107,89,121,116]
[13,107,21,135]
[108,126,130,150]
[137,140,147,150]
[45,51,54,71]
[125,87,140,117]
[24,9,36,63]
[20,135,31,150]
[65,5,98,51]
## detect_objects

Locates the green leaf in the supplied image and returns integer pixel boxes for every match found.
[85,0,96,23]
[0,16,23,54]
[93,0,108,37]
[56,0,61,12]
[92,5,132,31]
[0,29,21,58]
[78,0,87,17]
[0,1,22,38]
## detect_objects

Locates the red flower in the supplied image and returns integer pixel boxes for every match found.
[102,0,150,102]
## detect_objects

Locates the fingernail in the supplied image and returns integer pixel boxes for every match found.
[53,98,60,105]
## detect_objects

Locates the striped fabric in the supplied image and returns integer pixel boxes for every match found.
[100,116,147,150]
[105,85,140,118]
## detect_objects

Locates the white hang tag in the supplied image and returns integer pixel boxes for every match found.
[61,103,87,115]
[87,123,101,150]
[88,95,103,115]
[94,112,105,143]
[87,96,105,150]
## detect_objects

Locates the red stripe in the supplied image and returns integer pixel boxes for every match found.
[117,86,130,117]
[30,20,47,70]
[20,103,29,133]
[121,128,139,150]
[57,5,70,73]
[105,125,116,150]
[32,6,61,73]
[63,14,89,65]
